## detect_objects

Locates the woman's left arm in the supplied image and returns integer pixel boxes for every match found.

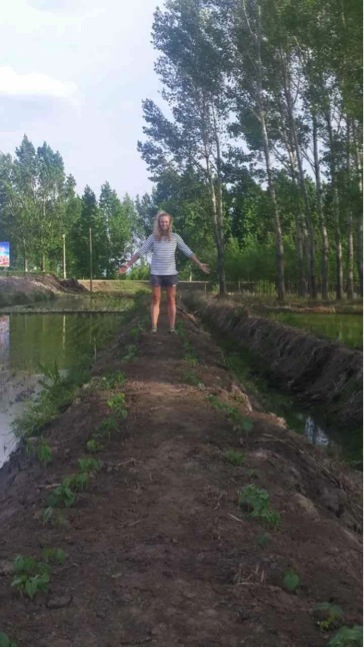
[190,254,210,274]
[175,234,210,274]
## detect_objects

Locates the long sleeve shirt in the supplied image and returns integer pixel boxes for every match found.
[137,233,193,275]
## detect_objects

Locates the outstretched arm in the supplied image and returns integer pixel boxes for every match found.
[117,252,140,274]
[189,254,210,274]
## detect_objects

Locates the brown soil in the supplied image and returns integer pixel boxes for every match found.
[0,274,86,301]
[0,299,362,647]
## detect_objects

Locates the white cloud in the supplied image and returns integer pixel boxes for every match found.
[0,66,78,103]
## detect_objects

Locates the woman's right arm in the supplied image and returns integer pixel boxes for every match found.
[118,235,154,274]
[118,253,140,274]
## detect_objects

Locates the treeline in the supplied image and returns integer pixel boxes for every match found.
[0,0,362,299]
[0,135,144,278]
[138,0,362,299]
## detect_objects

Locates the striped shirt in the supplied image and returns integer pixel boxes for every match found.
[137,233,194,275]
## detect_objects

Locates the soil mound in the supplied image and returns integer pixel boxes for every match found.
[182,293,363,428]
[0,305,361,647]
[0,274,87,306]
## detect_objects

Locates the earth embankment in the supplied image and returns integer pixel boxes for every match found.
[0,274,86,306]
[0,301,362,647]
[181,292,363,429]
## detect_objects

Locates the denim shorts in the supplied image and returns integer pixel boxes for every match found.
[150,274,178,288]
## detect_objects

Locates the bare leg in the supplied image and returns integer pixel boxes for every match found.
[166,286,177,330]
[151,286,161,329]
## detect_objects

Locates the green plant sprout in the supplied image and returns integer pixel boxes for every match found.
[11,555,51,600]
[239,484,280,529]
[327,626,363,647]
[283,569,301,592]
[107,393,128,418]
[207,394,253,433]
[42,548,66,565]
[225,449,245,466]
[47,483,76,508]
[0,632,17,647]
[314,602,343,631]
[100,371,126,389]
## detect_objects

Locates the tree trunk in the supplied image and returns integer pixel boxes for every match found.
[255,2,285,301]
[312,113,329,299]
[347,214,354,298]
[353,125,363,295]
[212,106,226,297]
[326,111,344,299]
[261,115,285,301]
[281,50,317,298]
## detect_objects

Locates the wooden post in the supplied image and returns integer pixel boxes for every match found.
[89,227,93,293]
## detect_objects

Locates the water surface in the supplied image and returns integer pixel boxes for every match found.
[0,297,131,468]
[267,311,362,349]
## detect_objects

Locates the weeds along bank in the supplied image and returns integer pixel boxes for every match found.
[180,291,363,430]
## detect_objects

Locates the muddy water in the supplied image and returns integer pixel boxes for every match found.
[266,311,362,349]
[0,299,129,467]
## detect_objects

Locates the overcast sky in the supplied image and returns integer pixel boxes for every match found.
[0,0,164,200]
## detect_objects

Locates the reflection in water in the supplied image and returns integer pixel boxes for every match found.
[304,415,331,447]
[0,315,9,363]
[0,309,127,468]
[268,312,362,349]
[8,312,125,372]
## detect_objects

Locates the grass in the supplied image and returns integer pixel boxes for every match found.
[13,359,91,441]
[225,448,245,466]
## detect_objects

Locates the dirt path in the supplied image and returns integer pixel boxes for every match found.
[0,304,362,647]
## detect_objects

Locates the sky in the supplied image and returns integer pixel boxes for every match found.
[0,0,165,200]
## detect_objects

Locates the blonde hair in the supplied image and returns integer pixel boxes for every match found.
[152,210,173,241]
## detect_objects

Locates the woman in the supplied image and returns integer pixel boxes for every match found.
[118,211,210,333]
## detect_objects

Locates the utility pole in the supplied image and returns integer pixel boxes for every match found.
[89,227,93,292]
[62,234,66,279]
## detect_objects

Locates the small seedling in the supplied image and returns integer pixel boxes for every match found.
[207,395,253,433]
[100,371,126,389]
[78,457,102,473]
[42,507,54,524]
[47,483,76,508]
[314,602,343,632]
[42,507,69,528]
[42,548,66,565]
[96,416,120,439]
[327,625,363,647]
[283,569,300,592]
[257,532,271,548]
[107,393,128,419]
[86,438,104,453]
[62,472,89,491]
[184,370,203,387]
[239,484,280,529]
[225,449,245,466]
[0,632,17,647]
[122,344,138,362]
[11,555,51,600]
[25,437,52,464]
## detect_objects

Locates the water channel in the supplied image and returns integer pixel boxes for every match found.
[267,311,362,349]
[0,297,130,468]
